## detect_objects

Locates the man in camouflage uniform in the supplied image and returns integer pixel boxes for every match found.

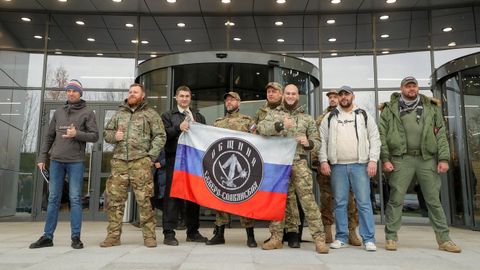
[100,83,166,248]
[205,91,258,248]
[254,82,301,248]
[311,90,361,245]
[257,84,329,254]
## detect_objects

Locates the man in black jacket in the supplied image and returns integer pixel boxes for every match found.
[161,85,208,245]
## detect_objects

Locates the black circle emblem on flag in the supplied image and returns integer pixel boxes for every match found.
[203,137,263,203]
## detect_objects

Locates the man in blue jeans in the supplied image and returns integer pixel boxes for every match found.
[30,79,99,249]
[319,86,381,252]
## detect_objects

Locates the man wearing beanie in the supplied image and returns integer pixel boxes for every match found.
[31,79,99,249]
[380,76,461,253]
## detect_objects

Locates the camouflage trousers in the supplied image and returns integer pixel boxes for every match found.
[269,159,324,240]
[105,157,156,239]
[317,173,359,229]
[214,211,255,228]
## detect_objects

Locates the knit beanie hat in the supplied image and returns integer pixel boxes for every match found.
[65,79,83,96]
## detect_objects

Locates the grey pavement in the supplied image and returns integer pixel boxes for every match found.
[0,221,478,270]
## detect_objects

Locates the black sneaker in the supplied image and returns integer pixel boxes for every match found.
[71,236,84,249]
[163,234,179,246]
[186,232,208,242]
[29,235,53,249]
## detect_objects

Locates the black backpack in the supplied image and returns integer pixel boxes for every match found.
[327,108,368,140]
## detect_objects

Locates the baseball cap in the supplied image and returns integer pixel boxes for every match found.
[401,76,418,87]
[338,85,353,94]
[265,82,283,92]
[326,89,338,97]
[223,91,241,101]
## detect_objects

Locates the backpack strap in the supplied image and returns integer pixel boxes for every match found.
[353,108,368,140]
[327,108,339,128]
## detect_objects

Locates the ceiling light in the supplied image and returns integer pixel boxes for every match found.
[185,39,192,43]
[125,23,134,28]
[131,39,138,44]
[177,22,185,27]
[443,27,453,32]
[112,0,122,2]
[54,50,62,55]
[58,0,67,2]
[141,40,149,44]
[448,42,456,47]
[382,50,390,54]
[276,0,286,4]
[326,19,335,24]
[221,0,231,3]
[328,37,337,42]
[379,15,389,20]
[34,35,42,39]
[87,37,95,42]
[275,21,284,26]
[96,53,103,56]
[386,0,396,3]
[380,34,390,38]
[75,20,85,26]
[330,52,338,56]
[150,54,157,57]
[331,0,341,4]
[225,21,235,26]
[277,38,285,43]
[233,37,242,41]
[21,17,31,22]
[166,0,176,3]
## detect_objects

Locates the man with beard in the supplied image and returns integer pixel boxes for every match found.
[319,86,380,252]
[380,76,461,253]
[257,84,329,254]
[311,90,361,246]
[31,79,99,249]
[206,91,258,248]
[100,83,166,248]
[161,85,208,246]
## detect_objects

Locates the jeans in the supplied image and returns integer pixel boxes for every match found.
[331,163,375,244]
[44,160,84,239]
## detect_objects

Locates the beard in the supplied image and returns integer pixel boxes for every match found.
[339,99,352,108]
[127,96,143,106]
[226,105,239,114]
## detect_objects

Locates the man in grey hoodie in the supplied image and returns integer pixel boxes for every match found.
[30,79,99,249]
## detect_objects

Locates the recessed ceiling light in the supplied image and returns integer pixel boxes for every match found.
[96,53,103,56]
[331,52,338,56]
[185,39,192,43]
[112,0,122,3]
[141,40,149,44]
[75,20,85,26]
[221,0,231,3]
[233,37,242,41]
[34,35,42,39]
[382,50,390,54]
[380,34,390,38]
[177,22,185,27]
[21,17,31,22]
[386,0,396,4]
[379,15,389,20]
[448,42,456,47]
[281,53,287,56]
[443,27,453,32]
[166,0,176,3]
[54,51,62,55]
[277,38,285,43]
[58,0,67,2]
[275,21,284,26]
[150,53,157,57]
[87,37,95,42]
[125,23,134,28]
[328,37,337,42]
[256,72,260,75]
[331,0,341,4]
[276,0,286,4]
[326,19,335,24]
[225,21,235,26]
[131,39,138,44]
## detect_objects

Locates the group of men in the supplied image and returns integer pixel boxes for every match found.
[29,75,462,254]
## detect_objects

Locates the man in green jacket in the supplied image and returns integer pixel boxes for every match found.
[100,83,166,248]
[379,76,461,253]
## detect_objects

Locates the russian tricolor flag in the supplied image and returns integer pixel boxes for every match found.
[170,122,296,221]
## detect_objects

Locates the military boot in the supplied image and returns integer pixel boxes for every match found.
[286,232,300,248]
[100,235,121,248]
[245,227,257,248]
[206,225,225,245]
[262,233,283,250]
[324,225,333,244]
[348,228,362,246]
[314,236,330,254]
[144,237,157,248]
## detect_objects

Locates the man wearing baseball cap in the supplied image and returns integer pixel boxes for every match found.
[379,76,461,253]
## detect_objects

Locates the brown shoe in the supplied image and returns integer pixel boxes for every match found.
[385,239,397,251]
[324,225,333,244]
[438,240,461,253]
[144,237,157,248]
[314,236,329,254]
[100,236,121,248]
[348,228,362,246]
[262,234,283,250]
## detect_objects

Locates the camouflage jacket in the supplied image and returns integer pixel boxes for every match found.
[311,106,336,166]
[253,101,281,124]
[104,99,166,161]
[257,104,320,161]
[214,111,255,133]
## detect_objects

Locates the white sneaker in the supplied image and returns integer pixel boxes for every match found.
[330,240,348,249]
[365,242,377,252]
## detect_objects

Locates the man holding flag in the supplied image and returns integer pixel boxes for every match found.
[205,91,258,248]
